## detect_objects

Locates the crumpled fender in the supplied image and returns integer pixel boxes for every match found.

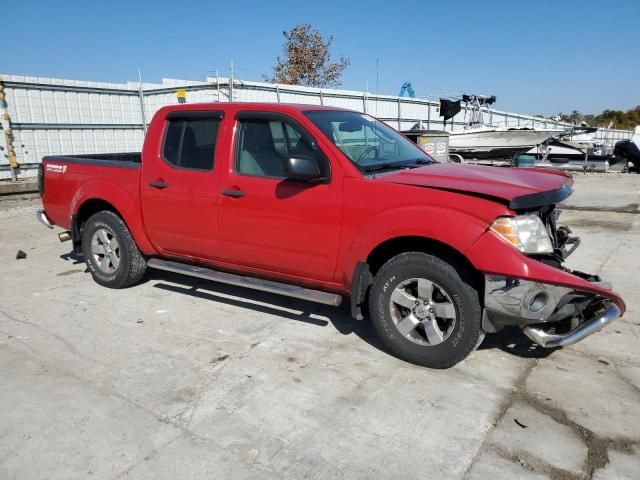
[70,179,156,255]
[340,204,496,288]
[469,230,626,314]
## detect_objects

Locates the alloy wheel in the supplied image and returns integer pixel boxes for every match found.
[91,227,120,274]
[388,277,457,346]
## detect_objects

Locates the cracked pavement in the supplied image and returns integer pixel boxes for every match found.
[1,174,639,479]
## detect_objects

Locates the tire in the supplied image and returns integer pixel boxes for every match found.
[81,210,147,289]
[368,252,482,369]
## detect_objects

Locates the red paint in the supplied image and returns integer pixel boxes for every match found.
[40,102,625,313]
[379,163,573,201]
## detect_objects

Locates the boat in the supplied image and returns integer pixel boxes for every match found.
[526,125,620,166]
[449,126,564,159]
[442,95,563,160]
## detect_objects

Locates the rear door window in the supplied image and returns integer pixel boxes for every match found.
[162,115,222,170]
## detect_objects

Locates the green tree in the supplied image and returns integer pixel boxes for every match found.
[264,24,350,87]
[588,106,640,130]
[547,106,640,130]
[568,110,583,124]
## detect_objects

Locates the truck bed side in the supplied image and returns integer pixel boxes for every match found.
[40,153,154,253]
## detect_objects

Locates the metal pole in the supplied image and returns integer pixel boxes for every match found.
[137,69,147,134]
[319,90,324,105]
[229,59,234,102]
[398,98,401,130]
[216,70,220,102]
[0,76,18,181]
[375,59,380,119]
[427,102,431,129]
[276,85,281,103]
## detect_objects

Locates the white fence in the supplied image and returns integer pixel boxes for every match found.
[0,74,633,180]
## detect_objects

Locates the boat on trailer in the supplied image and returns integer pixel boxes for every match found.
[443,94,563,160]
[525,125,624,173]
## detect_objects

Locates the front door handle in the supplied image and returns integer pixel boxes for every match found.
[221,189,245,198]
[149,180,169,189]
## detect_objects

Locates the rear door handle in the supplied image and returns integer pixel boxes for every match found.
[149,180,169,189]
[221,189,245,198]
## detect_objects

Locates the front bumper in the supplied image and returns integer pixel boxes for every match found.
[523,303,620,348]
[484,274,621,348]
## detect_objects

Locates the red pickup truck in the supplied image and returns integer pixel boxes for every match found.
[37,103,625,368]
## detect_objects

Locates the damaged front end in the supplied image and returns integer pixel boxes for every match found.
[484,274,621,348]
[476,208,625,349]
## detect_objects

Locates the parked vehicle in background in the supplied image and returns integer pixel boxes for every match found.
[37,103,625,368]
[614,126,640,171]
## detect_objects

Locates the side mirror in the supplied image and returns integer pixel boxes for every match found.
[284,156,323,182]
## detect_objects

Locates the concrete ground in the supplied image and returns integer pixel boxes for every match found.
[0,177,38,196]
[1,173,639,480]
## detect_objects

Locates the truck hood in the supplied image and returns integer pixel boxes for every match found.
[377,164,574,209]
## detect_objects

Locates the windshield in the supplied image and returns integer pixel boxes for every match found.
[304,110,434,173]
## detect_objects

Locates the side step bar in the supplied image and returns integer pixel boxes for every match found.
[147,258,342,307]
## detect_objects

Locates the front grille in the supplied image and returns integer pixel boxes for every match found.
[538,206,558,249]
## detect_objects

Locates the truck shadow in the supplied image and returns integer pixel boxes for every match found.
[147,270,553,361]
[59,252,85,266]
[477,327,556,359]
[147,270,387,353]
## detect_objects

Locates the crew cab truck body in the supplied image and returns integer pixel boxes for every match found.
[37,102,625,368]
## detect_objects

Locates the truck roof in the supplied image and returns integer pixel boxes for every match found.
[157,102,352,114]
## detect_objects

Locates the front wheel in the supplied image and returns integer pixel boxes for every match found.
[81,211,147,289]
[369,252,483,369]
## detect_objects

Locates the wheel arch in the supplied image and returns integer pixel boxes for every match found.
[70,181,156,255]
[71,198,123,254]
[350,235,485,321]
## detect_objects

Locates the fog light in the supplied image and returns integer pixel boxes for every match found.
[529,292,548,313]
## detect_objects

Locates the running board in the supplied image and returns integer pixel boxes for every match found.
[147,258,342,306]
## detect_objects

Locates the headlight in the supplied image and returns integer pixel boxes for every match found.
[490,214,554,254]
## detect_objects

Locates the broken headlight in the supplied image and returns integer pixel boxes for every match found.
[490,214,554,254]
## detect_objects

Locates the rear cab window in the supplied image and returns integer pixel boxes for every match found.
[162,111,223,170]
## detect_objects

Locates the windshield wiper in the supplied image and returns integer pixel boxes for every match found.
[406,158,432,166]
[363,158,433,173]
[363,162,408,173]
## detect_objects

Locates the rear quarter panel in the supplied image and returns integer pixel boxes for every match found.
[41,159,155,254]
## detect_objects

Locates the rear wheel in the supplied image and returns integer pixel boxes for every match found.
[82,211,146,288]
[369,252,483,368]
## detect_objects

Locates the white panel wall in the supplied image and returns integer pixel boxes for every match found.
[0,73,633,181]
[12,128,143,162]
[235,88,277,103]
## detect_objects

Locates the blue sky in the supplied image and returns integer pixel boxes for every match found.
[3,0,639,115]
